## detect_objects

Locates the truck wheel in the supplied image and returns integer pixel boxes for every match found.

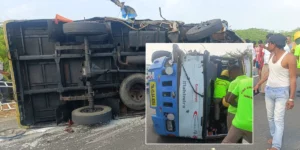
[151,50,172,63]
[72,105,112,125]
[186,19,223,42]
[63,22,108,35]
[119,73,145,110]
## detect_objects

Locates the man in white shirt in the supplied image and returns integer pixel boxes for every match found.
[254,34,297,150]
[284,44,290,53]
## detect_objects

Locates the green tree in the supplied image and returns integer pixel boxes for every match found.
[0,27,11,81]
[234,28,300,43]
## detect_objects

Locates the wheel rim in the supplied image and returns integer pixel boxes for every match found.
[129,83,145,102]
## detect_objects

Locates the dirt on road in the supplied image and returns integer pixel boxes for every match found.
[0,116,145,150]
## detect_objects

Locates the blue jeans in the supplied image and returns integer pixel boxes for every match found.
[265,86,289,150]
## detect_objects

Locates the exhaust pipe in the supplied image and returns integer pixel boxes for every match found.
[117,46,145,65]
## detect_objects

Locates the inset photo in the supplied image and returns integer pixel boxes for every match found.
[146,43,253,144]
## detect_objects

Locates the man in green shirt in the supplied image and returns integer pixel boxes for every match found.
[293,31,300,76]
[225,65,249,129]
[222,78,253,143]
[213,70,230,121]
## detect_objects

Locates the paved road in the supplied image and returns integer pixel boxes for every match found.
[1,77,300,150]
[146,77,300,150]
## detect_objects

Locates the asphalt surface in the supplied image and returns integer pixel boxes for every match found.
[0,77,299,150]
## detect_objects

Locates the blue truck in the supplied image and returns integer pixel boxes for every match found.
[147,44,251,140]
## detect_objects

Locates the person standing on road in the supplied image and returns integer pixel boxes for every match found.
[286,35,295,53]
[250,40,256,68]
[292,31,300,76]
[213,70,230,122]
[254,34,297,150]
[224,65,249,143]
[222,78,253,143]
[257,40,264,79]
[284,40,291,53]
[260,33,273,94]
[253,41,260,75]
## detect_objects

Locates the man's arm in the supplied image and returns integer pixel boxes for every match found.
[226,83,240,106]
[288,54,297,100]
[225,83,234,102]
[256,69,269,86]
[225,92,238,107]
[226,83,239,106]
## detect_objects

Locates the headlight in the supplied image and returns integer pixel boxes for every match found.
[167,113,175,120]
[165,67,173,75]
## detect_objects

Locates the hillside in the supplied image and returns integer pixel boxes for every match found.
[234,28,300,43]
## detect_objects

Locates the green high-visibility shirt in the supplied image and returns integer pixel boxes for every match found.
[214,77,230,99]
[232,78,253,132]
[293,44,300,68]
[227,75,249,114]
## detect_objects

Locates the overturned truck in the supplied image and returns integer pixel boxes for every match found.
[3,17,244,126]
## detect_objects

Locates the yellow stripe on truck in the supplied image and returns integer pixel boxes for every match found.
[3,20,29,129]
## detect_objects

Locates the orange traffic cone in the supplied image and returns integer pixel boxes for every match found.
[55,14,73,24]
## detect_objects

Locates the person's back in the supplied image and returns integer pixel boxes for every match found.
[213,70,230,121]
[214,76,230,99]
[232,78,253,133]
[222,78,253,143]
[227,75,249,116]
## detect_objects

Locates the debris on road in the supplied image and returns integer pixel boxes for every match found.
[64,127,74,133]
[64,120,74,133]
[0,128,26,141]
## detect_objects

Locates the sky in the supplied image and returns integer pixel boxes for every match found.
[0,0,299,31]
[146,43,252,64]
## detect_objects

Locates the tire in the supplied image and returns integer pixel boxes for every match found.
[119,73,145,110]
[63,22,108,35]
[72,105,112,125]
[186,19,223,42]
[151,50,172,63]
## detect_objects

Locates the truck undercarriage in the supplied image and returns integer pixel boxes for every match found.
[3,16,244,126]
